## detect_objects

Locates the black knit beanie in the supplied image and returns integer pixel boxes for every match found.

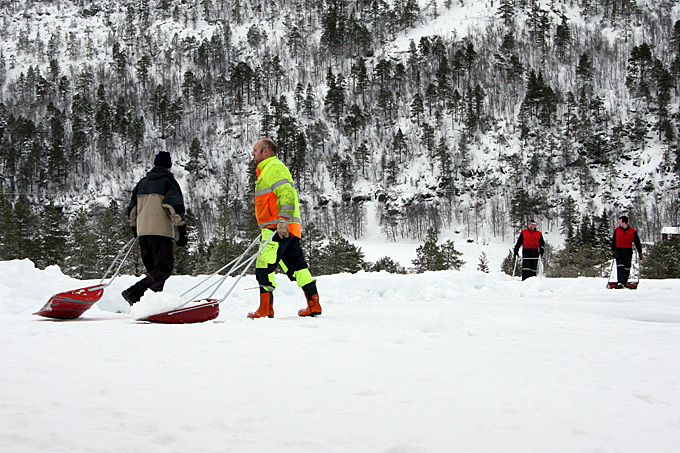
[154,151,172,169]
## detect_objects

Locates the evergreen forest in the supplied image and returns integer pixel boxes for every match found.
[1,0,679,278]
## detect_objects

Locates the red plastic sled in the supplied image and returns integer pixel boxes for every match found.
[606,282,638,290]
[140,299,220,324]
[35,238,137,320]
[34,285,105,319]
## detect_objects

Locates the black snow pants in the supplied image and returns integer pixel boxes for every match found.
[255,234,311,293]
[521,248,540,280]
[615,248,633,285]
[128,235,175,297]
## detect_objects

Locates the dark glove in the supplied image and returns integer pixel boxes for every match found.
[611,250,616,258]
[513,251,519,258]
[176,225,188,247]
[131,226,137,237]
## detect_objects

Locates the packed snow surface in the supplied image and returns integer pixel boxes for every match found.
[2,258,679,452]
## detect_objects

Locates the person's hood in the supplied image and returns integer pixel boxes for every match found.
[147,166,172,180]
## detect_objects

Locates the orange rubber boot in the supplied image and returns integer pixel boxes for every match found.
[298,292,322,317]
[248,292,274,319]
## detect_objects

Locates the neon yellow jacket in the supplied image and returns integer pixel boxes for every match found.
[254,156,302,237]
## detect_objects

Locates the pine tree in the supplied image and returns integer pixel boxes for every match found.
[92,200,129,277]
[111,41,127,79]
[510,188,535,230]
[355,141,370,176]
[136,55,151,88]
[393,128,408,163]
[401,0,420,28]
[300,222,326,275]
[412,228,446,272]
[545,239,605,278]
[36,205,68,269]
[477,252,489,273]
[501,249,517,276]
[186,138,206,179]
[626,43,654,106]
[321,0,348,56]
[643,238,680,279]
[376,88,395,124]
[576,53,594,97]
[303,84,316,118]
[294,82,305,113]
[113,96,130,141]
[95,84,113,159]
[291,131,307,185]
[0,195,12,260]
[351,57,370,102]
[246,24,263,48]
[497,0,515,26]
[410,93,425,124]
[367,256,406,274]
[46,102,67,188]
[344,104,365,141]
[71,91,93,173]
[286,25,306,62]
[436,136,452,186]
[325,70,346,125]
[0,49,7,87]
[554,13,571,59]
[435,56,450,97]
[407,39,420,78]
[64,207,99,278]
[306,120,330,154]
[321,232,365,274]
[16,201,39,262]
[440,239,465,270]
[421,123,436,165]
[1,200,38,261]
[672,20,680,56]
[425,82,438,114]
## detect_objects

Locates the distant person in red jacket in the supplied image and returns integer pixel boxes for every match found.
[514,220,545,280]
[611,215,642,288]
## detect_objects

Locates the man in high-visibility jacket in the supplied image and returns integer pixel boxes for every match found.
[248,138,321,318]
[611,215,642,288]
[513,219,545,280]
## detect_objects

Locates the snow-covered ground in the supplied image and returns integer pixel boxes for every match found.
[2,253,679,452]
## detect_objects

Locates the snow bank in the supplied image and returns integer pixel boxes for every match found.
[2,260,680,452]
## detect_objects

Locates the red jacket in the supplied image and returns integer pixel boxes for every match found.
[522,229,542,249]
[514,228,545,255]
[612,226,642,252]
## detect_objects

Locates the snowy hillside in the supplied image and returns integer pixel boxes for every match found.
[2,0,680,246]
[2,0,680,287]
[2,258,680,452]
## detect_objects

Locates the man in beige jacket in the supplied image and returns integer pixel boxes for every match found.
[122,151,187,305]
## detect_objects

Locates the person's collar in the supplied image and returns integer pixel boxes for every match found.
[257,155,277,170]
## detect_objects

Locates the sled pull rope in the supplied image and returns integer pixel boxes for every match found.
[178,236,261,301]
[87,237,138,291]
[216,234,274,304]
[176,235,273,309]
[188,240,262,302]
